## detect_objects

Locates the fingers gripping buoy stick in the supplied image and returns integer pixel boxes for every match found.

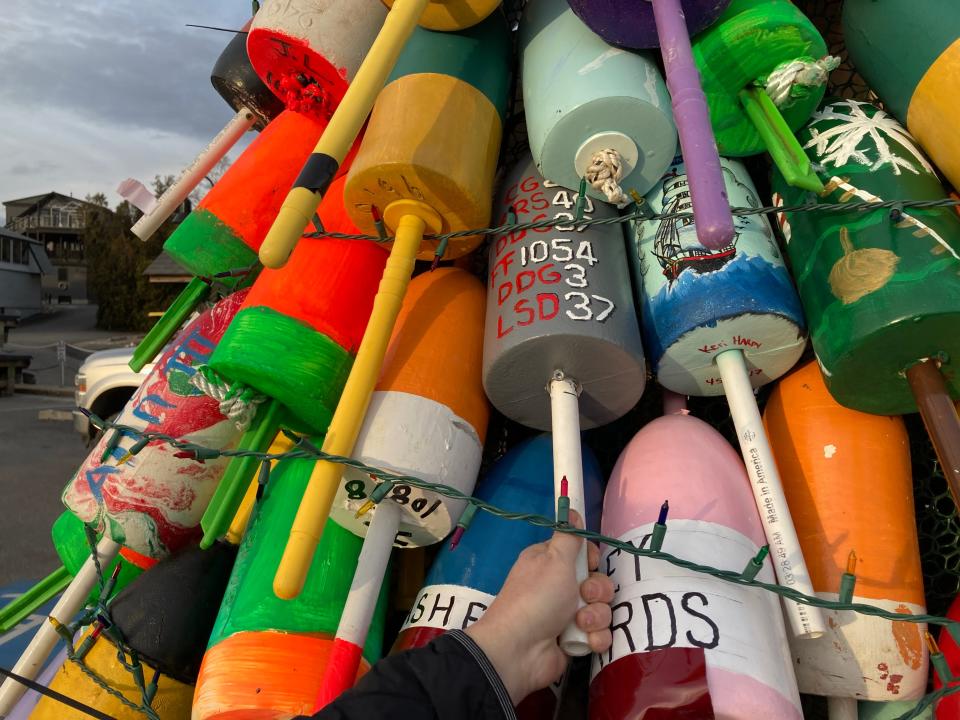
[258,0,431,269]
[549,374,591,656]
[715,349,824,638]
[649,0,734,250]
[0,538,120,716]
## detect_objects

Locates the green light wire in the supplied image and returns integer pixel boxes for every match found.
[297,196,960,244]
[81,390,960,720]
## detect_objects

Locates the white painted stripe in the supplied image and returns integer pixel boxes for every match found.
[333,391,483,547]
[336,501,401,648]
[401,584,496,633]
[591,520,801,713]
[791,592,928,700]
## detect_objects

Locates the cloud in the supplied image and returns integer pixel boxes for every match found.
[9,160,60,176]
[0,0,255,208]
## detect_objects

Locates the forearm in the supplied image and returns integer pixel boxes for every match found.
[308,631,516,720]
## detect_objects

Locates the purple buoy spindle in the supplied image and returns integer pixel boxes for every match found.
[650,0,733,251]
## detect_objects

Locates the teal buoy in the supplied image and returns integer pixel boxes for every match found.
[521,0,676,204]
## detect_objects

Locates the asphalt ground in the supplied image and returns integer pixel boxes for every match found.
[0,394,88,587]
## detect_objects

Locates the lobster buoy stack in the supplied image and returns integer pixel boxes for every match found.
[130,24,283,242]
[764,360,928,712]
[316,268,488,705]
[631,155,821,638]
[30,543,237,720]
[246,0,387,118]
[843,0,960,193]
[483,155,645,653]
[521,0,676,207]
[197,179,387,546]
[271,15,510,601]
[590,403,802,720]
[0,292,251,716]
[193,455,388,720]
[690,0,831,191]
[772,100,960,506]
[393,434,604,719]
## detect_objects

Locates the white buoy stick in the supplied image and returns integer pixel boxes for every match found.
[0,538,120,716]
[827,696,859,720]
[317,500,401,707]
[715,349,825,639]
[130,108,255,242]
[548,372,591,657]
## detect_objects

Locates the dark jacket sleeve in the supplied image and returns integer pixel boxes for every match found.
[304,630,517,720]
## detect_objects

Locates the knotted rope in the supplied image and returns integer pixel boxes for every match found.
[191,366,266,432]
[584,148,630,208]
[762,55,841,108]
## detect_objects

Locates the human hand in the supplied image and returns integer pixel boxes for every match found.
[464,510,614,704]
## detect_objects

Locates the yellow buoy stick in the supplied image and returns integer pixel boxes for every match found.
[259,0,431,269]
[274,202,441,599]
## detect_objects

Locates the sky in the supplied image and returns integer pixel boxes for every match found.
[0,0,254,222]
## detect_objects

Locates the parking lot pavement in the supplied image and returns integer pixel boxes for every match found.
[0,395,88,587]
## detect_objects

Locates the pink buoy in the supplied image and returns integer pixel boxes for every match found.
[590,408,802,720]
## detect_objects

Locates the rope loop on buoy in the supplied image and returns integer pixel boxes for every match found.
[191,366,267,432]
[584,148,630,209]
[761,55,841,108]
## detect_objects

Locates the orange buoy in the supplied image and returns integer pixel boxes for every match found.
[764,360,928,702]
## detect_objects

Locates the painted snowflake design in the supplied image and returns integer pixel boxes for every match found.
[804,100,934,176]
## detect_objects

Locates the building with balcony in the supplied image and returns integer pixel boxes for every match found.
[3,191,106,304]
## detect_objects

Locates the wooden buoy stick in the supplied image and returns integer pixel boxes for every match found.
[0,538,120,716]
[0,566,71,633]
[274,209,432,599]
[827,697,859,720]
[131,109,256,242]
[548,373,591,657]
[714,348,825,639]
[130,277,212,372]
[316,500,401,708]
[200,399,282,548]
[651,0,733,251]
[739,88,824,193]
[258,0,429,269]
[906,358,960,506]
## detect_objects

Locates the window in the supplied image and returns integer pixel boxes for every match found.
[0,237,10,263]
[18,240,30,265]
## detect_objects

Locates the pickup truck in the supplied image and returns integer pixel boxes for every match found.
[73,348,153,443]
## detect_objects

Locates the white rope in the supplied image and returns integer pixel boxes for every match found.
[190,368,266,432]
[584,148,630,208]
[764,55,841,108]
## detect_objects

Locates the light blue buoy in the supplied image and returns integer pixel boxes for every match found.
[521,0,677,204]
[630,155,806,395]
